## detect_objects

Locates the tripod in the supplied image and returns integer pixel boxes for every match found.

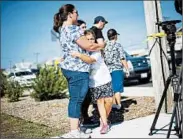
[149,20,182,138]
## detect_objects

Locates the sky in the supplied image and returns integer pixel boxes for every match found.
[1,1,182,69]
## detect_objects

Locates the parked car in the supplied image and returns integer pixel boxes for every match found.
[8,69,36,87]
[124,51,151,83]
[30,68,39,75]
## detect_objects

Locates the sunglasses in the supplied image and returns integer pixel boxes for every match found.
[81,26,86,29]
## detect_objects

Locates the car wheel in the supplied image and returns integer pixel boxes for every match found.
[139,77,150,84]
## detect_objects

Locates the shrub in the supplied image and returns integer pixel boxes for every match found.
[5,80,23,102]
[31,65,68,101]
[0,71,8,97]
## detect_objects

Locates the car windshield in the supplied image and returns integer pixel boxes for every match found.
[15,71,33,76]
[31,69,38,74]
[8,73,14,78]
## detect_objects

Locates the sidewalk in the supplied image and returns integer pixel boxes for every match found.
[53,83,178,138]
[53,114,178,138]
[90,113,178,138]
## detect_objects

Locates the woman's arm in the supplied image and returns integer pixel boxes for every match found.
[71,51,96,64]
[76,36,105,51]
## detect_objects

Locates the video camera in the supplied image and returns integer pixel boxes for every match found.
[156,20,181,42]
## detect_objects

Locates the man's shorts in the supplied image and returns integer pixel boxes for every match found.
[110,70,124,93]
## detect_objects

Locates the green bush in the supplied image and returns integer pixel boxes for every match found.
[5,80,23,102]
[0,71,8,97]
[31,65,68,101]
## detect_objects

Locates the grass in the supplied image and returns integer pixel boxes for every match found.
[1,113,63,138]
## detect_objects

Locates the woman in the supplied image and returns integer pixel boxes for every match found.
[53,4,104,138]
[77,19,87,31]
[71,30,113,134]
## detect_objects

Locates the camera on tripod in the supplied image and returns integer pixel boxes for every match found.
[156,20,181,42]
[149,19,182,138]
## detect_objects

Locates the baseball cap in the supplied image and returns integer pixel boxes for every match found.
[94,16,108,24]
[107,29,120,38]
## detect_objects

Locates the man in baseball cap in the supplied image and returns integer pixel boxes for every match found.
[94,16,108,24]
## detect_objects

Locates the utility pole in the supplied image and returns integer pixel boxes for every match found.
[34,52,40,65]
[143,0,173,113]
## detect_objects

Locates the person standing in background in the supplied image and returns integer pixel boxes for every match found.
[77,19,87,31]
[104,28,130,110]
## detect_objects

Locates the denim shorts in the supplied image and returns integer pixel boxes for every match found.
[110,70,124,93]
[61,68,89,118]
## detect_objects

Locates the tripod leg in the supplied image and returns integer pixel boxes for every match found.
[167,103,177,138]
[149,76,172,135]
[174,100,181,135]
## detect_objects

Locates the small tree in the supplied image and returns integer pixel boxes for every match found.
[31,65,68,101]
[0,71,8,97]
[5,80,23,102]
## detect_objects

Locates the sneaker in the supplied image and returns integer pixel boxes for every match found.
[112,104,121,110]
[116,104,121,110]
[100,124,110,134]
[80,126,92,134]
[61,130,91,138]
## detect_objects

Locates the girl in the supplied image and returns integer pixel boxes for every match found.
[71,30,113,134]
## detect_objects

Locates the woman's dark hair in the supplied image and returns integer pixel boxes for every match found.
[77,20,86,26]
[53,4,75,33]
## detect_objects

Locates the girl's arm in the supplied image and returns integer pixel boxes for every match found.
[71,51,96,64]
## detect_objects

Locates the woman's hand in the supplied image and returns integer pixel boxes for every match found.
[70,51,81,58]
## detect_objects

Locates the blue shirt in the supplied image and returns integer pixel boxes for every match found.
[59,25,90,72]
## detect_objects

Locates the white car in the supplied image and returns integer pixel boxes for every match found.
[8,69,36,87]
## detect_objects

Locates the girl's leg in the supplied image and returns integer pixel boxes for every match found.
[104,97,113,117]
[97,98,107,125]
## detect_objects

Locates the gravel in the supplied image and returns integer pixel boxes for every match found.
[1,92,156,134]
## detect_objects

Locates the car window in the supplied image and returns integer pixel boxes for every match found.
[8,73,14,78]
[15,71,33,76]
[31,69,39,74]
